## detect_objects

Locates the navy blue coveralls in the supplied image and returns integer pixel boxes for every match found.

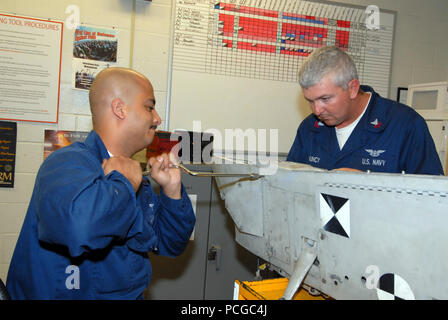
[6,130,196,299]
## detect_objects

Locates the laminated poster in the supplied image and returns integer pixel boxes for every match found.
[0,14,63,123]
[44,130,89,160]
[0,121,17,188]
[72,25,118,91]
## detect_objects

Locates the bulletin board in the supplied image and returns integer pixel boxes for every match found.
[167,0,396,153]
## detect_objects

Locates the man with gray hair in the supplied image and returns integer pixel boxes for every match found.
[287,45,443,175]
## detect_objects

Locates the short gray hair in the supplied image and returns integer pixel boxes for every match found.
[298,46,358,90]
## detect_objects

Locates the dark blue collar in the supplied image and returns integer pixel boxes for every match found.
[359,85,386,133]
[84,130,111,163]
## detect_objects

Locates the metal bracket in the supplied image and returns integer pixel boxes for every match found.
[282,237,318,300]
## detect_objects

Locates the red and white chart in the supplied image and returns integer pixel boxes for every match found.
[172,0,394,97]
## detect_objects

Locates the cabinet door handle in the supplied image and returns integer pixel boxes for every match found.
[208,245,222,271]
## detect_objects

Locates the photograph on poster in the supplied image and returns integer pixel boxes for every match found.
[72,25,118,91]
[43,130,89,160]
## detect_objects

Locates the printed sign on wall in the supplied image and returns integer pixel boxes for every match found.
[44,130,89,160]
[0,14,63,123]
[0,121,17,188]
[72,25,118,91]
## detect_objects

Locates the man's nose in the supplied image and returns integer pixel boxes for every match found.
[311,101,324,116]
[152,109,162,126]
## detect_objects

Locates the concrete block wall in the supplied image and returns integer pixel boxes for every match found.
[0,0,447,284]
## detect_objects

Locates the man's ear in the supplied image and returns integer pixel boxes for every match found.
[347,78,360,99]
[111,97,128,120]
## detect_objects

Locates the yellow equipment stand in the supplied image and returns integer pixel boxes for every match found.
[235,278,332,300]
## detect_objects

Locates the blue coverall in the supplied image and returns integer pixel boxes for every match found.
[6,130,196,299]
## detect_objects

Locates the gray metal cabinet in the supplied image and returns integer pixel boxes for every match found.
[144,165,258,300]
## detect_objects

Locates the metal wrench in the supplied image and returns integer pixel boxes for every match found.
[142,162,263,179]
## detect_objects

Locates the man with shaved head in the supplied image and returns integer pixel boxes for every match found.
[6,68,196,299]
